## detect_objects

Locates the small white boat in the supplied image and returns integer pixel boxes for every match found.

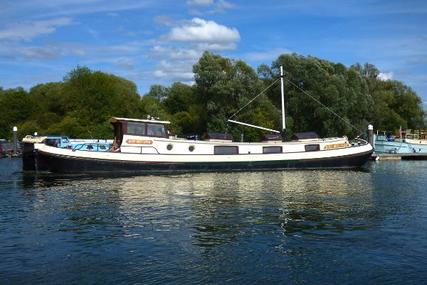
[23,67,373,173]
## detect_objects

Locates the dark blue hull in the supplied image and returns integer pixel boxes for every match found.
[31,149,373,174]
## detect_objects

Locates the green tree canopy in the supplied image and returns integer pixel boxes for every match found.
[0,53,424,141]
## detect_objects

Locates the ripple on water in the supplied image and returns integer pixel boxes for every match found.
[1,160,427,284]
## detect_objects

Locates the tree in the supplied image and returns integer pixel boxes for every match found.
[193,51,280,141]
[0,87,32,139]
[61,66,142,138]
[264,54,375,137]
[0,54,424,141]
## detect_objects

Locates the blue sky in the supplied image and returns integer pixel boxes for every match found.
[0,0,426,105]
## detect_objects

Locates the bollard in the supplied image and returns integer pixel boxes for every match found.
[13,126,18,155]
[368,124,374,147]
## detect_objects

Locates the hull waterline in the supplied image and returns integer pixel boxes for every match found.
[34,148,373,174]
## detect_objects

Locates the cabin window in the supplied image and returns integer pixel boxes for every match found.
[127,122,146,136]
[263,146,282,154]
[214,146,238,155]
[305,144,320,152]
[147,123,167,137]
[45,138,60,147]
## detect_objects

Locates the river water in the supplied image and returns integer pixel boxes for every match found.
[1,158,427,284]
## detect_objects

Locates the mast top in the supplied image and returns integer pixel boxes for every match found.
[280,65,286,133]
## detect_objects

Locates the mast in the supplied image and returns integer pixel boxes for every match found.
[280,65,286,133]
[227,67,285,134]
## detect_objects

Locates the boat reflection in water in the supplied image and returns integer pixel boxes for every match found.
[86,170,376,247]
[20,169,376,246]
[8,158,427,284]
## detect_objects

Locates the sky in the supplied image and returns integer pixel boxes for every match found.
[0,0,426,105]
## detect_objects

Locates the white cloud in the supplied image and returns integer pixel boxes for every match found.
[168,18,240,44]
[114,57,135,70]
[0,17,72,40]
[244,48,292,62]
[152,45,201,61]
[151,46,200,81]
[154,60,194,82]
[195,42,236,51]
[186,0,214,6]
[0,17,73,41]
[378,72,393,81]
[3,0,154,18]
[186,0,234,13]
[151,17,240,84]
[0,40,148,65]
[216,0,234,10]
[0,44,85,60]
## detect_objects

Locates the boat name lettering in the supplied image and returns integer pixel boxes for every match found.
[126,139,153,145]
[324,143,349,150]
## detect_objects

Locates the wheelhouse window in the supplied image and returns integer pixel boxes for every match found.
[305,144,320,152]
[146,123,167,137]
[214,146,238,155]
[263,146,282,154]
[45,138,60,147]
[127,122,146,136]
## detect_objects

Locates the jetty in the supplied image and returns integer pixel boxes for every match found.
[371,152,427,161]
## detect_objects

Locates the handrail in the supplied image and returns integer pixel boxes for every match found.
[351,137,369,146]
[71,142,111,152]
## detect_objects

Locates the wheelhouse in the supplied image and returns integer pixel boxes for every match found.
[111,117,171,145]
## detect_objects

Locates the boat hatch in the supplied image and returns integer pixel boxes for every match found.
[292,132,319,140]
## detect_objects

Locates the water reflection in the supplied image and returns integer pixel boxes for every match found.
[6,162,378,247]
[2,158,427,284]
[103,170,377,247]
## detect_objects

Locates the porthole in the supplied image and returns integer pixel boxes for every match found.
[189,145,195,152]
[167,144,173,151]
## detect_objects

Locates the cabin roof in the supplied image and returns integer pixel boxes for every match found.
[111,117,171,124]
[292,132,319,140]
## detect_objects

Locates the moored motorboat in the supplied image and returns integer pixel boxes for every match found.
[23,66,373,173]
[374,130,427,154]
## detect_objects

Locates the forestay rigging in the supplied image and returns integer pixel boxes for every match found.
[228,66,285,134]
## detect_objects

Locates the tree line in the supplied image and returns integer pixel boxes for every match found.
[0,52,425,141]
